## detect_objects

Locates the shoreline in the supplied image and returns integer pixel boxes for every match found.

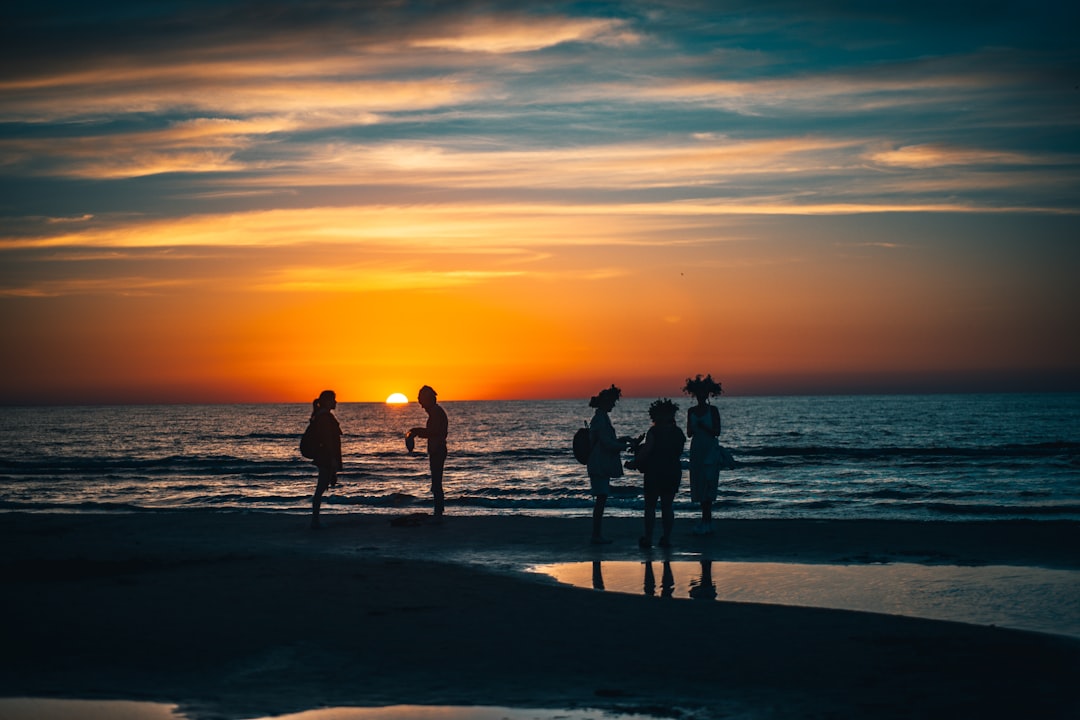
[2,512,1079,719]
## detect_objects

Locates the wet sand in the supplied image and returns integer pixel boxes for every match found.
[1,512,1078,719]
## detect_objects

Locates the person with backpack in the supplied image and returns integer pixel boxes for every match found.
[586,384,630,544]
[306,389,342,529]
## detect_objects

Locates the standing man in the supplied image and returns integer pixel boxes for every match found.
[407,385,448,519]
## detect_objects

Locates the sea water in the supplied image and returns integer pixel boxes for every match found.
[1,394,1078,520]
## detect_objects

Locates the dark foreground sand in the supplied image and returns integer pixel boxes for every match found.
[2,512,1078,719]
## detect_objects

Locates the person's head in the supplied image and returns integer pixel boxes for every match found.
[589,384,622,411]
[417,385,438,409]
[682,374,722,403]
[648,398,679,424]
[313,389,337,412]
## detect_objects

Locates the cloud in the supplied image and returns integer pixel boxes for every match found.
[250,266,527,293]
[609,69,1002,116]
[0,71,483,123]
[868,144,1056,168]
[0,276,196,298]
[197,135,865,191]
[409,15,641,53]
[4,194,1052,258]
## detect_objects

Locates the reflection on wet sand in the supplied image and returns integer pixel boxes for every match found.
[536,559,1080,638]
[642,560,674,597]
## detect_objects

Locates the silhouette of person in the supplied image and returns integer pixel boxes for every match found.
[689,560,717,601]
[308,390,342,529]
[406,385,448,518]
[644,560,675,597]
[586,384,630,544]
[635,398,686,550]
[683,374,724,534]
[661,560,674,597]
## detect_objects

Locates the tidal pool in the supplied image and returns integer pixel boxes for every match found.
[531,559,1080,638]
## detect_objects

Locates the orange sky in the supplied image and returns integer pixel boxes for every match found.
[4,210,1077,402]
[2,2,1078,402]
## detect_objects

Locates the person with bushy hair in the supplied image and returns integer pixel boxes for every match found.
[635,398,686,549]
[683,374,724,534]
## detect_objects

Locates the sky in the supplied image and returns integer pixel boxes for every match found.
[1,0,1078,403]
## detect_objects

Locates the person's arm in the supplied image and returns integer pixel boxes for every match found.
[332,419,343,470]
[409,407,448,441]
[332,427,341,472]
[593,415,625,450]
[636,427,656,466]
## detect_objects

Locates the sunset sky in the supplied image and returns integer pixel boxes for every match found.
[2,0,1078,403]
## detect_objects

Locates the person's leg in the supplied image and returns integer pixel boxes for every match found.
[690,467,707,533]
[591,493,608,542]
[311,468,331,528]
[430,451,446,517]
[702,463,718,531]
[660,492,675,544]
[641,491,657,548]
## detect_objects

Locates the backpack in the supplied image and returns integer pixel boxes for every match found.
[299,420,319,459]
[572,423,592,464]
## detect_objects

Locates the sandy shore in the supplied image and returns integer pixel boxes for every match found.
[2,512,1078,719]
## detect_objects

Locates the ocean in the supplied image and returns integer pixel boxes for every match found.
[1,393,1078,520]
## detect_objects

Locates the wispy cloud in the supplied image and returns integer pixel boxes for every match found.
[409,15,640,53]
[0,276,197,298]
[0,74,483,123]
[867,144,1064,169]
[251,266,527,293]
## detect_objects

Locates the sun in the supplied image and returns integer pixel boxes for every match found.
[385,392,409,404]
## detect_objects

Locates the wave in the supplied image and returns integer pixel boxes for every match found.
[740,442,1080,460]
[0,455,309,474]
[922,502,1080,517]
[4,494,1078,520]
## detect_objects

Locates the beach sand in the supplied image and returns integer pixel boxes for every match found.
[2,512,1078,719]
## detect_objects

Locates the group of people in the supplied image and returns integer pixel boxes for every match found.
[586,374,728,547]
[303,373,730,547]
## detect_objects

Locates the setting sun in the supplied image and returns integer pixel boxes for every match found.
[386,392,409,404]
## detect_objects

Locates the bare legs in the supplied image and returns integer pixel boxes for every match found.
[591,493,610,543]
[311,466,335,529]
[641,492,675,548]
[430,450,446,518]
[690,455,719,534]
